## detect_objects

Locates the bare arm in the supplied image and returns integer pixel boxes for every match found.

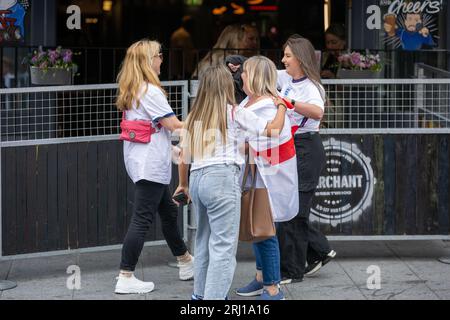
[264,98,287,137]
[291,100,324,121]
[173,148,190,205]
[159,116,184,132]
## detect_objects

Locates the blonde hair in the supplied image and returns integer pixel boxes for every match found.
[183,65,236,161]
[193,24,246,79]
[243,56,278,97]
[283,37,326,103]
[116,39,165,111]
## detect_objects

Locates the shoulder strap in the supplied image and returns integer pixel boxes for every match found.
[241,154,257,190]
[299,116,309,128]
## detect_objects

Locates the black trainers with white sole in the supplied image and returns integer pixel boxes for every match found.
[280,276,303,285]
[305,250,337,276]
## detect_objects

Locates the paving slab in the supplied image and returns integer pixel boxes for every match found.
[0,260,12,280]
[401,259,450,292]
[75,248,144,300]
[434,290,450,300]
[1,277,73,300]
[140,244,191,300]
[337,258,440,300]
[6,254,77,282]
[78,249,122,272]
[386,241,450,258]
[0,240,449,300]
[73,270,145,300]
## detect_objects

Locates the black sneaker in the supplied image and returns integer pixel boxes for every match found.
[305,250,337,276]
[280,276,303,285]
[322,249,337,266]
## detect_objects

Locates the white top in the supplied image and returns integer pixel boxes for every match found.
[277,70,325,134]
[190,104,268,172]
[123,83,175,185]
[239,97,299,222]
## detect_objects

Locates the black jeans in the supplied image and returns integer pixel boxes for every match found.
[120,180,187,271]
[277,133,331,279]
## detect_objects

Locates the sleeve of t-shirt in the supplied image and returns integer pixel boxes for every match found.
[277,70,289,91]
[305,83,326,111]
[234,106,268,138]
[141,86,176,124]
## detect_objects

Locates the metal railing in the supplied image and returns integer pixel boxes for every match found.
[415,63,450,79]
[0,81,189,145]
[1,78,450,147]
[190,79,450,134]
[322,79,450,133]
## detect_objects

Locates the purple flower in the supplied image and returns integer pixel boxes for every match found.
[39,61,48,69]
[63,50,73,63]
[48,50,59,65]
[351,52,361,66]
[24,46,78,73]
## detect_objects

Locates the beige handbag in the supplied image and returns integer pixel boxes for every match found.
[239,157,276,242]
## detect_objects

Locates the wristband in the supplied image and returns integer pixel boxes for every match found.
[277,103,287,110]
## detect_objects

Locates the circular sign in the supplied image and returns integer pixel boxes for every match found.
[311,138,375,226]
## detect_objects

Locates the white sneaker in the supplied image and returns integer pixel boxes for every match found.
[114,274,155,294]
[179,256,194,281]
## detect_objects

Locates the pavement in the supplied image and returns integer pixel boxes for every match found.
[0,240,450,300]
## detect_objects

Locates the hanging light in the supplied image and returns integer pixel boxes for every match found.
[324,0,331,31]
[103,0,113,12]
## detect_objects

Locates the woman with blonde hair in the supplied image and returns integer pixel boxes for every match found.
[114,39,193,294]
[175,64,287,300]
[235,56,298,300]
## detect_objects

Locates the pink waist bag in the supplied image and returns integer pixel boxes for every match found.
[119,112,157,143]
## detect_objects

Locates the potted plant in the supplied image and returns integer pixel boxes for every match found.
[23,46,78,85]
[336,51,383,79]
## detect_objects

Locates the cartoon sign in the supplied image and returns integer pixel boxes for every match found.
[366,0,443,51]
[383,1,441,50]
[0,0,29,43]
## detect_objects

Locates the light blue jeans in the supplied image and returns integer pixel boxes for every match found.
[190,164,241,300]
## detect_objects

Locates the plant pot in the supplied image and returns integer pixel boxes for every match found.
[337,68,382,79]
[30,66,73,85]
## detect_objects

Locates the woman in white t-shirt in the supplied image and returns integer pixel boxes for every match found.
[235,56,299,301]
[174,64,287,300]
[114,40,193,295]
[276,36,336,284]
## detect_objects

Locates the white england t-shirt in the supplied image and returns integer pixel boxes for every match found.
[277,70,325,133]
[123,84,175,185]
[190,104,268,172]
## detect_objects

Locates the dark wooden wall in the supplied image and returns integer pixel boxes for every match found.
[2,135,450,256]
[313,134,450,236]
[1,140,183,256]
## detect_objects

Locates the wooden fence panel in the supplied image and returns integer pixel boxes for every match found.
[2,136,449,256]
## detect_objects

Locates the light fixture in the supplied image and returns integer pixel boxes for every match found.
[86,18,99,24]
[324,0,331,31]
[103,0,113,12]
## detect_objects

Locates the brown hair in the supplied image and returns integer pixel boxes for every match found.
[283,36,326,103]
